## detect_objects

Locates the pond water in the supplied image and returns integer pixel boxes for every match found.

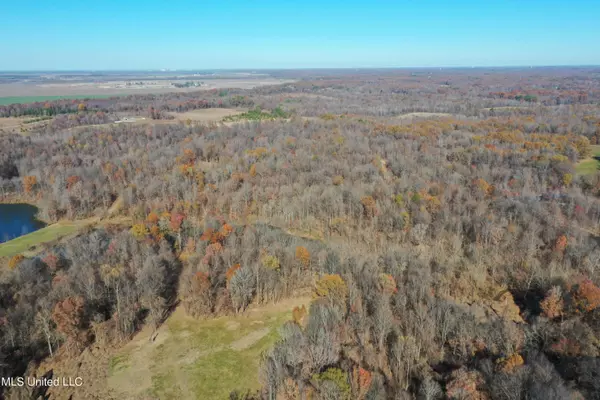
[0,204,46,243]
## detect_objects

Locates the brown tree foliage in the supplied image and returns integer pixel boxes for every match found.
[572,279,600,312]
[361,196,377,218]
[555,235,568,253]
[498,353,525,373]
[51,296,87,351]
[540,286,564,319]
[23,175,37,194]
[292,305,307,325]
[183,272,213,317]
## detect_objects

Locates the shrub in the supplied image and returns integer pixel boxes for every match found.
[261,254,280,271]
[8,254,25,269]
[314,274,348,304]
[130,223,148,239]
[312,367,351,400]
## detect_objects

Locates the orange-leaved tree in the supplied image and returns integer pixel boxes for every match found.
[226,264,241,284]
[23,175,37,194]
[8,254,25,270]
[572,279,600,312]
[352,367,373,400]
[555,235,568,253]
[146,211,160,224]
[292,305,307,325]
[295,246,310,269]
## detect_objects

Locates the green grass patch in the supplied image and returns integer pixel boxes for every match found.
[576,159,599,175]
[109,354,131,374]
[109,301,307,400]
[0,221,84,258]
[151,372,184,400]
[223,106,288,122]
[0,94,125,106]
[576,145,600,175]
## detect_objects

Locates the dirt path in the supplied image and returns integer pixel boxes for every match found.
[230,327,271,351]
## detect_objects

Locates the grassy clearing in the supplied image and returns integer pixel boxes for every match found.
[576,159,599,175]
[0,220,86,258]
[576,145,600,175]
[170,108,244,123]
[108,297,310,400]
[0,94,125,106]
[222,106,288,122]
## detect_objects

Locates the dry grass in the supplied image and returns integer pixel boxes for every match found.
[0,116,50,135]
[0,117,27,129]
[169,108,245,123]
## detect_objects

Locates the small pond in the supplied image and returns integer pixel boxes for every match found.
[0,204,46,243]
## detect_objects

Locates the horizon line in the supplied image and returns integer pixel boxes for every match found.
[1,64,600,73]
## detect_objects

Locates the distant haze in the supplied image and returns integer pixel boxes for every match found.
[1,0,599,70]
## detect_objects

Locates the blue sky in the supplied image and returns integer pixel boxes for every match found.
[1,0,599,70]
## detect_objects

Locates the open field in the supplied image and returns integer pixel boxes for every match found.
[0,78,293,104]
[0,115,55,134]
[0,94,122,106]
[575,145,600,175]
[0,116,28,132]
[53,109,248,136]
